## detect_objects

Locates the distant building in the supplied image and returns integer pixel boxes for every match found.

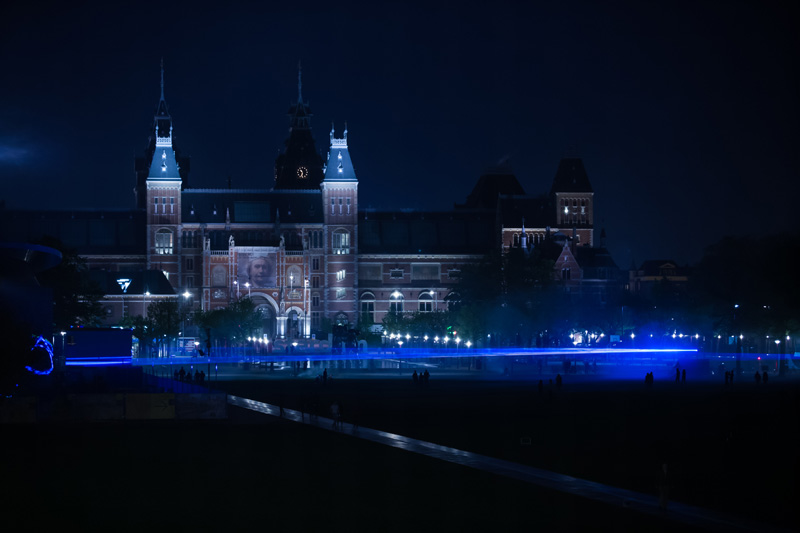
[628,260,691,302]
[0,66,622,339]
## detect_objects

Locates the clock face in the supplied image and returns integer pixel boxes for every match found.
[297,166,308,179]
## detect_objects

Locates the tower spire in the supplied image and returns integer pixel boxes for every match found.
[297,60,303,103]
[160,57,165,101]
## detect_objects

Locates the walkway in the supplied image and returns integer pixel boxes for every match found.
[228,394,786,533]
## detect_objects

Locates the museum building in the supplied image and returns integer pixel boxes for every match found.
[0,70,620,341]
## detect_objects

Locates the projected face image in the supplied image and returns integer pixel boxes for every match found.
[248,257,271,286]
[239,253,277,288]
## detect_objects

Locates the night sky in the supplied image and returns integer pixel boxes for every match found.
[1,1,797,267]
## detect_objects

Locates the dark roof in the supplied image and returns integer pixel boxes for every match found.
[0,209,146,255]
[576,247,619,270]
[359,210,494,254]
[637,260,691,277]
[456,169,526,210]
[181,189,323,224]
[497,195,554,228]
[550,157,593,194]
[86,269,174,296]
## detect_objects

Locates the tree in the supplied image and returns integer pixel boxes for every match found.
[148,300,180,353]
[36,240,104,330]
[120,314,156,357]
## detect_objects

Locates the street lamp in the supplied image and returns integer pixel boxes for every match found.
[145,290,150,318]
[244,282,251,297]
[182,291,191,355]
[234,280,240,298]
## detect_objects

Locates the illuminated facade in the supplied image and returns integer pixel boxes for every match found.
[0,68,617,340]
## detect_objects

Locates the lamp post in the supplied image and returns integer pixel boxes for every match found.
[144,291,150,318]
[182,291,191,355]
[234,280,239,299]
[245,282,251,298]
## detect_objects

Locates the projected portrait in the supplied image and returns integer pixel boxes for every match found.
[238,253,277,288]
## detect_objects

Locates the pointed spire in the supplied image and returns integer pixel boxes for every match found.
[160,57,165,101]
[297,60,303,103]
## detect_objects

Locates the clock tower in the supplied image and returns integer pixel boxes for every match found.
[273,64,325,190]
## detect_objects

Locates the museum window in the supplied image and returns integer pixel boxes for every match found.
[312,258,320,270]
[418,292,433,312]
[186,257,194,271]
[311,276,320,289]
[311,311,321,330]
[360,293,375,324]
[312,293,320,307]
[155,229,173,254]
[153,197,159,214]
[170,197,175,214]
[346,197,351,214]
[332,230,350,254]
[561,267,571,281]
[389,292,404,314]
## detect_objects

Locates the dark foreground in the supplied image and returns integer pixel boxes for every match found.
[1,374,797,531]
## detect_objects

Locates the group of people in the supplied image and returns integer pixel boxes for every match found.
[675,368,687,383]
[754,370,769,384]
[411,369,431,387]
[175,366,206,384]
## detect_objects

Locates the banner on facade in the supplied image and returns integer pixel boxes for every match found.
[238,252,278,288]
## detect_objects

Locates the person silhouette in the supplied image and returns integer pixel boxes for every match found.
[762,371,768,384]
[681,369,686,384]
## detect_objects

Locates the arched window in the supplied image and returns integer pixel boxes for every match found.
[360,292,375,324]
[334,312,349,326]
[332,229,350,254]
[513,234,520,247]
[389,291,404,314]
[287,266,302,291]
[155,229,173,255]
[418,291,433,312]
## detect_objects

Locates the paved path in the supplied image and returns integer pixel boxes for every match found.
[228,394,786,532]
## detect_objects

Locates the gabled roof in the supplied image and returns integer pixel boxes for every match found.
[181,189,323,224]
[456,168,526,210]
[358,210,493,254]
[550,157,593,194]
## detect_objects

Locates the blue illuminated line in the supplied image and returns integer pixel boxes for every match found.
[65,360,132,367]
[25,336,54,375]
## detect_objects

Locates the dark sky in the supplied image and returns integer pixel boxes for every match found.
[1,0,797,267]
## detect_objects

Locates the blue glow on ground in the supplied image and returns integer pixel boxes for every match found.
[130,347,700,366]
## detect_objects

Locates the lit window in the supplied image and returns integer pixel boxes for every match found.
[389,292,404,314]
[155,229,173,255]
[336,269,346,282]
[332,230,350,254]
